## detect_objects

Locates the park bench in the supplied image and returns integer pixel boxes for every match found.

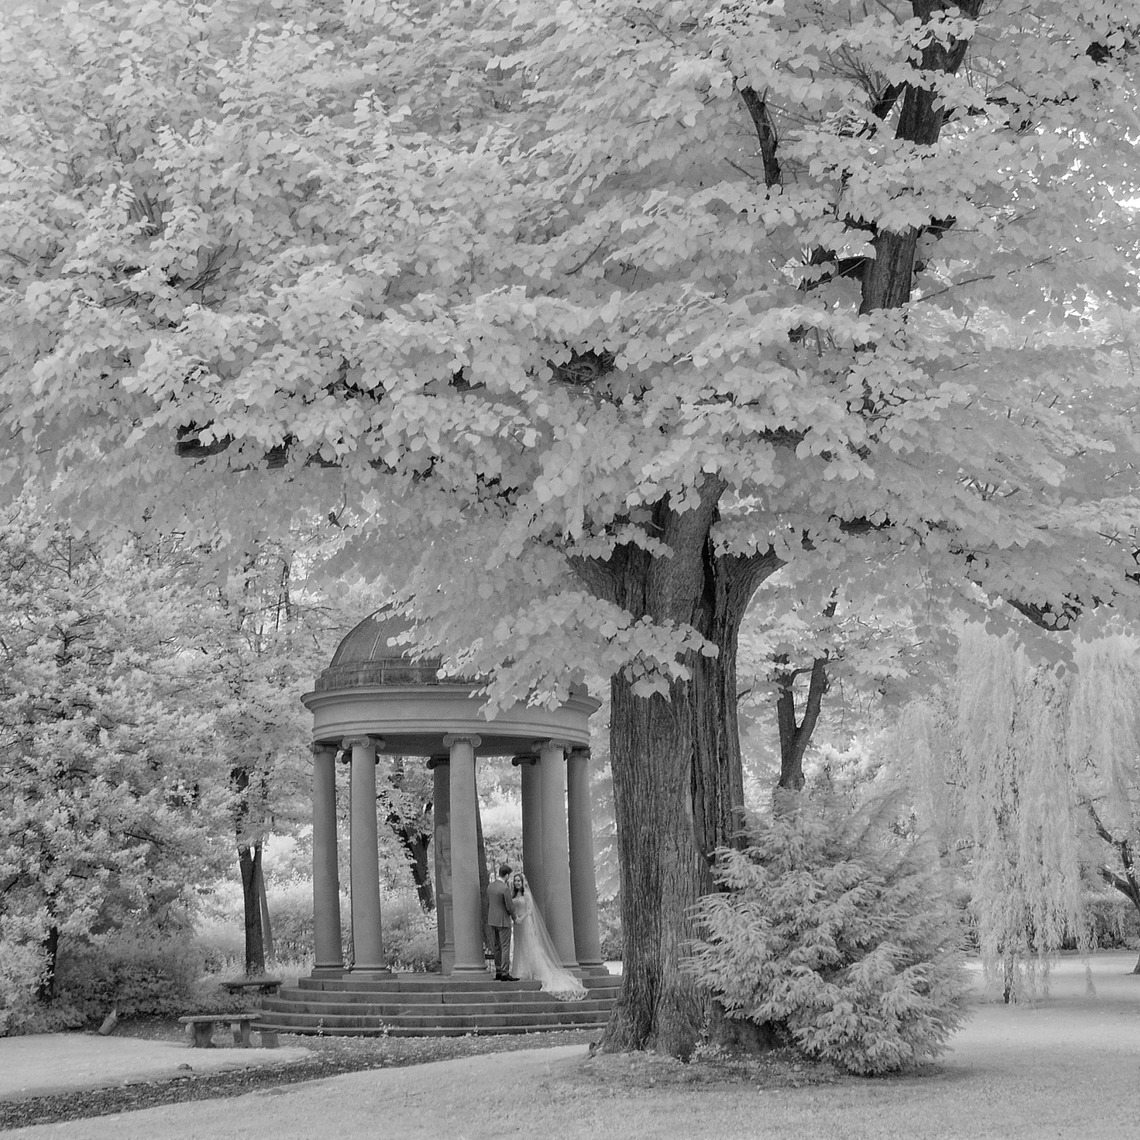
[220,977,283,997]
[178,1012,262,1048]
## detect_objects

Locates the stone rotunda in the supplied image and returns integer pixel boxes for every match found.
[257,609,618,1037]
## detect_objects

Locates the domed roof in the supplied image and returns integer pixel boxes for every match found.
[314,608,447,692]
[304,607,601,755]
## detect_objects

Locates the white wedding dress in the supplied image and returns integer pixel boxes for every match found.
[510,887,587,1001]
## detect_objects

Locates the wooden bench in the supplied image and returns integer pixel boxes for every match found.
[178,1013,262,1048]
[220,977,283,997]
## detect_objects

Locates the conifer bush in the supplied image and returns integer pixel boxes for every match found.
[686,795,969,1075]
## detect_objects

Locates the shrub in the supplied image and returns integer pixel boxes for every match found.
[265,879,324,961]
[381,891,439,972]
[0,934,52,1036]
[193,910,248,974]
[686,793,970,1075]
[52,932,204,1023]
[1072,891,1140,951]
[597,898,623,961]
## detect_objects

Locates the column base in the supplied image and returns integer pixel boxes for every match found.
[310,965,346,979]
[576,961,612,977]
[450,964,493,976]
[350,966,394,979]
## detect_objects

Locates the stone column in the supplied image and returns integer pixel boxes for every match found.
[310,743,343,976]
[428,755,454,975]
[535,739,578,970]
[345,735,389,975]
[513,753,545,918]
[566,747,606,973]
[444,734,487,974]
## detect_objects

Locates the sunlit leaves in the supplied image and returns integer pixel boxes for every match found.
[1,0,1139,702]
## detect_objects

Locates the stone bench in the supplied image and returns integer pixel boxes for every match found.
[220,977,283,997]
[178,1013,263,1048]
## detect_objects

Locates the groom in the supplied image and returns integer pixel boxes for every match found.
[487,863,517,981]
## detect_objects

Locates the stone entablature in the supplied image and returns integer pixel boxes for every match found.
[304,683,597,757]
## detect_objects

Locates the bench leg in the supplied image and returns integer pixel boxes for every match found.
[231,1019,253,1047]
[188,1022,215,1048]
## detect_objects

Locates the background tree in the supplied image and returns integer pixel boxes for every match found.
[738,565,935,793]
[0,500,230,1000]
[891,625,1088,1001]
[2,0,1140,1056]
[1068,628,1140,972]
[379,757,435,912]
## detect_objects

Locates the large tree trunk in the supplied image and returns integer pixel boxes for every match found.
[603,673,706,1058]
[580,481,781,1056]
[690,549,778,857]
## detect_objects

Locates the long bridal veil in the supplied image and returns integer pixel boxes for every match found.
[511,878,587,1001]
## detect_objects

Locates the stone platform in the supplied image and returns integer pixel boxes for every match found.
[255,972,621,1037]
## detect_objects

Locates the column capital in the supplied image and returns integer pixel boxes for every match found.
[426,754,450,770]
[311,742,339,759]
[443,733,481,749]
[532,739,571,756]
[342,735,384,752]
[566,746,591,762]
[511,753,539,767]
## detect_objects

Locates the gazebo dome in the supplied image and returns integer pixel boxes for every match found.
[303,609,600,757]
[314,608,446,692]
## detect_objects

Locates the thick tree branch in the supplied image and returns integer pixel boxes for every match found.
[738,86,781,187]
[859,1,983,314]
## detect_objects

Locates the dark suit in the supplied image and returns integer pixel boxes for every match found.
[487,878,513,976]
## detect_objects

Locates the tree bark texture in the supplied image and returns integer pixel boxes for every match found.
[259,863,275,964]
[397,829,434,911]
[690,549,780,857]
[232,763,267,975]
[605,672,706,1057]
[774,656,830,791]
[577,481,780,1055]
[859,1,980,315]
[36,925,60,1003]
[238,841,266,976]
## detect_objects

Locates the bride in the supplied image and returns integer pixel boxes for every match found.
[509,873,587,1001]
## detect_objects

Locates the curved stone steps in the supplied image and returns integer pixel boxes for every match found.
[255,971,621,1037]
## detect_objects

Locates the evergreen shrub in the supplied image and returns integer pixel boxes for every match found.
[686,794,970,1075]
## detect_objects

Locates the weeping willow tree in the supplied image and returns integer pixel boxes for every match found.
[1069,630,1140,972]
[894,625,1088,1002]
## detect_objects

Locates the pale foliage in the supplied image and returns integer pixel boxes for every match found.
[0,503,231,1001]
[0,1,1138,699]
[688,794,968,1074]
[892,625,1088,1000]
[0,500,343,1012]
[1068,628,1140,915]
